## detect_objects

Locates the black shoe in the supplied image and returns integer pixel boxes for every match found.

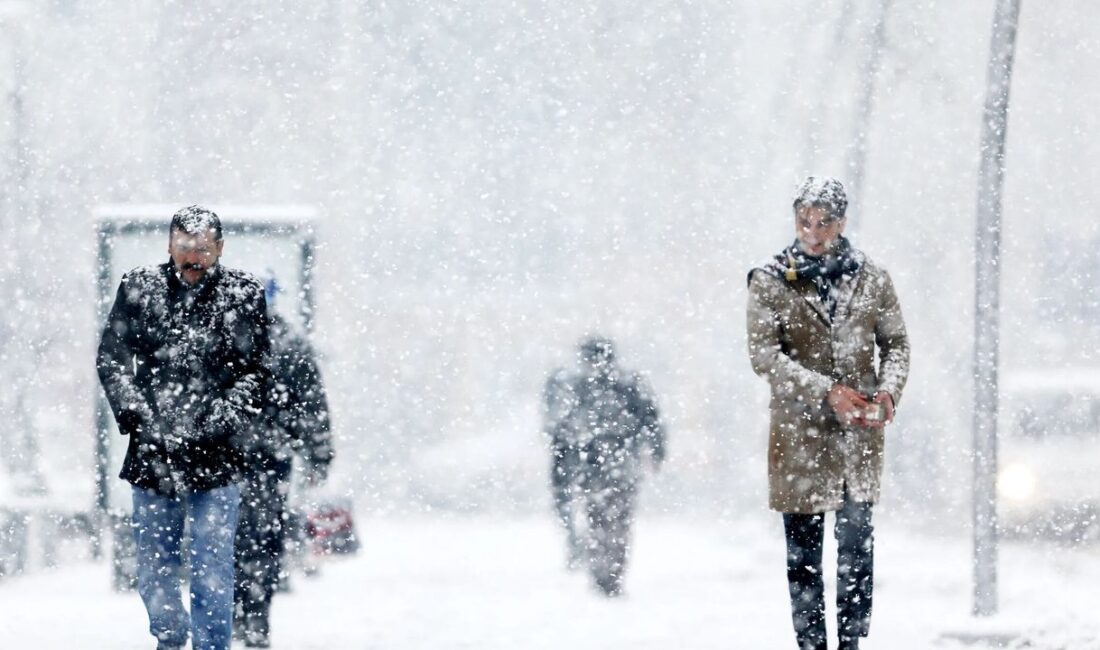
[838,637,860,650]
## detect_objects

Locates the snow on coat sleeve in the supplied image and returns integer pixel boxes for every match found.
[283,333,333,468]
[96,273,154,435]
[204,278,271,442]
[746,271,835,412]
[872,269,910,407]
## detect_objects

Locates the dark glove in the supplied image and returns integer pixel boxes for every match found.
[202,398,246,441]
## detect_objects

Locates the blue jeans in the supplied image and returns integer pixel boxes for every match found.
[132,483,241,650]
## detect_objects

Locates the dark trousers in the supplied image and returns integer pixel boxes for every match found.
[583,479,637,596]
[551,457,582,563]
[782,496,874,650]
[233,470,289,639]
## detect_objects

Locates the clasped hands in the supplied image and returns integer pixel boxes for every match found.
[826,384,894,428]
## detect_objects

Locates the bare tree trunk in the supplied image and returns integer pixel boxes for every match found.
[803,0,854,172]
[972,0,1021,618]
[0,9,40,492]
[845,0,891,225]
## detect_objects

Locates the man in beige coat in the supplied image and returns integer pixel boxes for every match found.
[747,177,909,650]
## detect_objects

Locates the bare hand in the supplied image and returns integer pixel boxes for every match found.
[873,391,895,425]
[827,384,870,425]
[847,391,895,429]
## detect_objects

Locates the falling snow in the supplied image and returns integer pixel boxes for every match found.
[2,1,1100,648]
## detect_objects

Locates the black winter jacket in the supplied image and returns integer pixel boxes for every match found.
[238,312,333,481]
[97,261,270,495]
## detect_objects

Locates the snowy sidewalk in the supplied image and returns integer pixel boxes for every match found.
[1,515,1097,649]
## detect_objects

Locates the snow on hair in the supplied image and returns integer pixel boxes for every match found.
[170,205,223,240]
[792,176,848,220]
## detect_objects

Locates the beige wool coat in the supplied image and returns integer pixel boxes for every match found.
[747,252,909,513]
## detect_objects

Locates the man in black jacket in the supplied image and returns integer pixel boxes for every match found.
[97,206,269,650]
[234,291,333,648]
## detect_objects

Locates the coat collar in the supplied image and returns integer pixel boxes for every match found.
[830,248,867,323]
[830,267,862,324]
[751,245,868,328]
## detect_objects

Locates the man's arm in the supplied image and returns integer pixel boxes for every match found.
[746,272,835,413]
[288,337,334,474]
[546,377,585,482]
[204,281,271,441]
[630,375,665,465]
[96,276,153,436]
[548,429,573,489]
[873,269,910,408]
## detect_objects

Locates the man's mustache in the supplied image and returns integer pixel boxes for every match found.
[181,263,206,272]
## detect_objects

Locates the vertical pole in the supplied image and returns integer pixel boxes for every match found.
[0,6,30,485]
[93,221,114,560]
[973,0,1021,618]
[846,0,891,225]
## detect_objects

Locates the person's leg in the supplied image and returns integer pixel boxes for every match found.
[583,478,617,596]
[260,476,290,631]
[598,483,636,596]
[552,475,575,548]
[132,486,189,649]
[583,474,636,597]
[783,512,827,650]
[835,497,874,647]
[188,483,241,650]
[234,474,262,638]
[238,473,289,646]
[552,454,583,568]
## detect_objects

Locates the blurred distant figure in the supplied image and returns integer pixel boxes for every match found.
[234,278,333,648]
[544,336,665,596]
[747,176,909,650]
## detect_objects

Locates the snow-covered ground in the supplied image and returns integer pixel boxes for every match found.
[1,514,1097,649]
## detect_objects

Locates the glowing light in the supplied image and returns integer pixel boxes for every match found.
[998,463,1037,502]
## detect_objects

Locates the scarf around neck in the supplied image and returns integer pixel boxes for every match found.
[755,236,862,320]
